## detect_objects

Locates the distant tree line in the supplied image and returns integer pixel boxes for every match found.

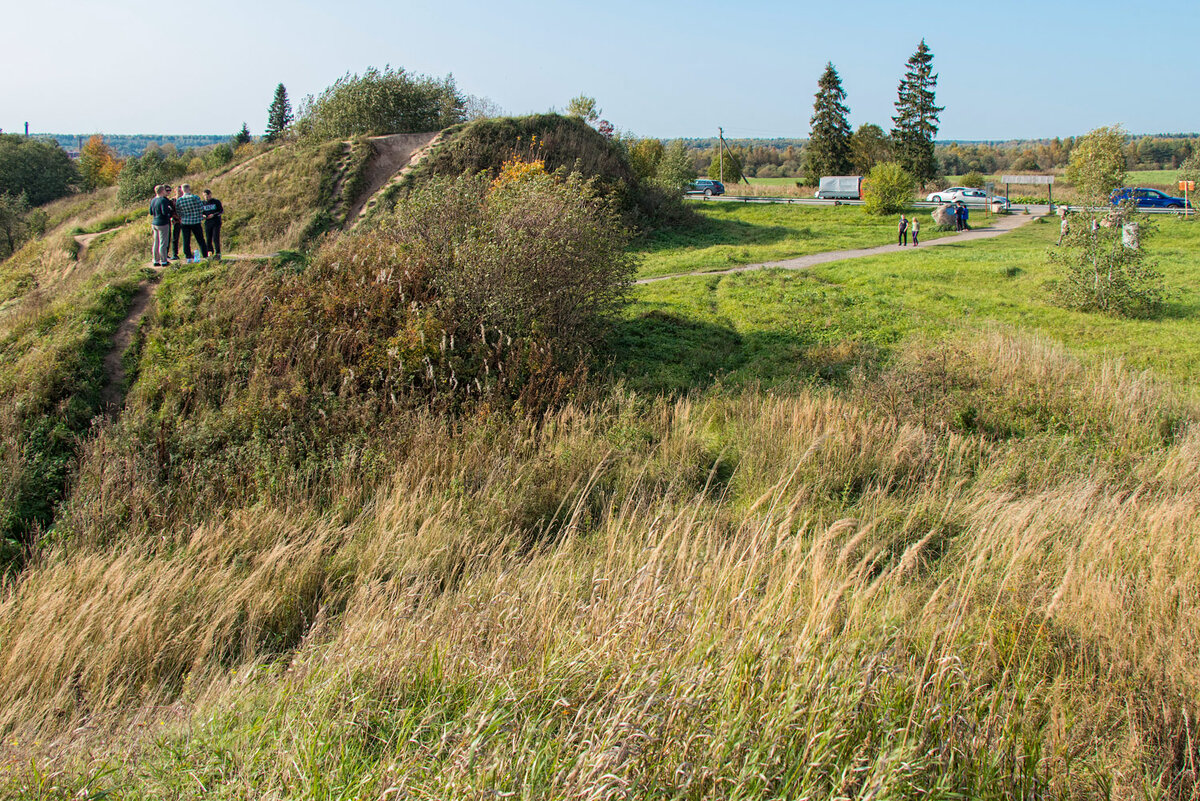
[30,133,234,158]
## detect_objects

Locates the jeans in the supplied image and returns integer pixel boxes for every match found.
[204,218,222,255]
[152,223,171,263]
[181,223,209,259]
[171,220,181,257]
[898,230,908,245]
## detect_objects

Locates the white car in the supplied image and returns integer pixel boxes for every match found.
[926,186,1007,205]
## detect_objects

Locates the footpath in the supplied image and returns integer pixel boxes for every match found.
[636,212,1036,285]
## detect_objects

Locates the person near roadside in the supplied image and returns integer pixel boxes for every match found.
[897,214,908,246]
[149,185,172,266]
[175,183,209,261]
[1057,211,1070,246]
[169,185,184,260]
[201,189,223,261]
[911,217,920,247]
[955,202,970,232]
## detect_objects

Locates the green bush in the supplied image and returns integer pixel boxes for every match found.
[962,170,985,189]
[295,66,465,140]
[206,143,234,169]
[117,148,187,206]
[862,162,916,215]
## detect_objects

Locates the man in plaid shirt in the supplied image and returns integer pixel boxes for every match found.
[175,183,210,260]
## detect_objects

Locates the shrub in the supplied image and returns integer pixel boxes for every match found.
[393,168,636,351]
[962,170,985,189]
[206,143,234,169]
[117,148,186,206]
[1048,204,1165,318]
[862,162,916,215]
[295,66,465,141]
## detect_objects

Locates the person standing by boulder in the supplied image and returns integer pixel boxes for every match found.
[149,185,172,267]
[175,184,209,261]
[201,189,223,261]
[911,216,920,246]
[897,214,909,246]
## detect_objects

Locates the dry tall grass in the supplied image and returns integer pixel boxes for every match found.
[0,331,1198,799]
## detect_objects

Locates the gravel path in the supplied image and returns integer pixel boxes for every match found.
[637,213,1037,285]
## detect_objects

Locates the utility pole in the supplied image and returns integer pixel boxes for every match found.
[718,127,724,183]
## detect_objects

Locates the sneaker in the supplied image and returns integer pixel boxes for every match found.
[169,255,179,261]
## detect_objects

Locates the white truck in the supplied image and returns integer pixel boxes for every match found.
[814,176,863,200]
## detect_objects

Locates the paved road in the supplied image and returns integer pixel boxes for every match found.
[637,212,1036,285]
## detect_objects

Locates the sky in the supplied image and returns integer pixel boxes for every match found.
[2,0,1196,141]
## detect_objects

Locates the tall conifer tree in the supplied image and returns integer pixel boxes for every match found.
[265,84,293,143]
[891,40,943,185]
[804,63,852,185]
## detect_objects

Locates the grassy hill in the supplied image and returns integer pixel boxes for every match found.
[1,128,1200,799]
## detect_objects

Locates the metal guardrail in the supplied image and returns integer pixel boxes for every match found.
[688,195,1196,216]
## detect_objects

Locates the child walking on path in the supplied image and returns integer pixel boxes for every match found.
[911,217,920,246]
[898,215,909,246]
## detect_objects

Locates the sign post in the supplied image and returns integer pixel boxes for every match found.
[1179,180,1195,217]
[1001,175,1056,212]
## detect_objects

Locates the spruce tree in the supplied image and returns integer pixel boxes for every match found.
[265,83,293,143]
[804,62,852,185]
[234,122,251,146]
[891,40,944,186]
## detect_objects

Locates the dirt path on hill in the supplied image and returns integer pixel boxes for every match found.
[73,226,126,261]
[636,213,1037,285]
[346,131,441,226]
[100,265,163,412]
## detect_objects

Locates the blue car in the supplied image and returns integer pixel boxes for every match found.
[1109,187,1191,209]
[686,179,725,197]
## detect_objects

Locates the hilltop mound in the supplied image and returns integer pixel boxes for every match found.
[361,114,688,229]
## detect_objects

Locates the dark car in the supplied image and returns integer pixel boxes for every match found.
[686,179,725,197]
[1109,187,1191,209]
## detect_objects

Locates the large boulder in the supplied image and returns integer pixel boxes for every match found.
[932,203,957,227]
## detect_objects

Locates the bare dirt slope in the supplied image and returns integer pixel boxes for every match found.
[346,132,441,226]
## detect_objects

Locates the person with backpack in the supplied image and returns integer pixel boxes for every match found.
[201,189,223,261]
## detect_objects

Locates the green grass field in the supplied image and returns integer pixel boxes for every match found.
[620,214,1200,392]
[636,200,966,279]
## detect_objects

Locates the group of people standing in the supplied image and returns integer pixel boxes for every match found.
[148,184,223,267]
[897,202,972,247]
[897,214,920,246]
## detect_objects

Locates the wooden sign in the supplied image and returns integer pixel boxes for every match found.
[1000,175,1054,185]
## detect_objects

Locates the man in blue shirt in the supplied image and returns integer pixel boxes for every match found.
[148,185,172,266]
[175,183,209,260]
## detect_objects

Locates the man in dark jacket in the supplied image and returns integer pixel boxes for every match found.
[201,189,224,261]
[149,185,172,266]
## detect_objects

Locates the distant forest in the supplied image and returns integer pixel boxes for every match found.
[19,129,1200,179]
[679,133,1200,181]
[29,133,233,158]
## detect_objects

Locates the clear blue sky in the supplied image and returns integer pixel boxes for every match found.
[2,0,1195,141]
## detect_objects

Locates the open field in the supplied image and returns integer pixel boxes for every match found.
[621,213,1200,391]
[637,201,969,279]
